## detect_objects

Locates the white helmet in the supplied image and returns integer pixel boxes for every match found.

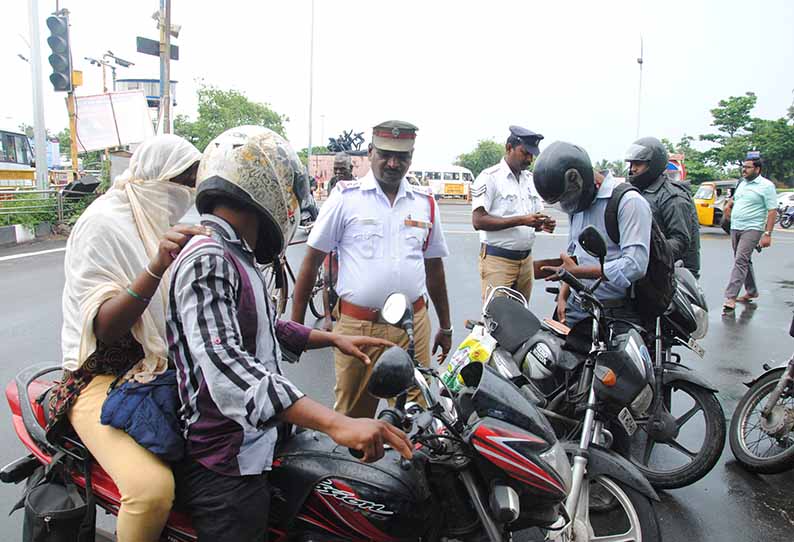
[196,126,307,263]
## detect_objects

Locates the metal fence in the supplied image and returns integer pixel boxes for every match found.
[0,189,99,225]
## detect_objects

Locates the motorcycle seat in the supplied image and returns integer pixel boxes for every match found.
[485,297,541,354]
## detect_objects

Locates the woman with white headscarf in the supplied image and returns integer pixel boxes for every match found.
[47,134,208,542]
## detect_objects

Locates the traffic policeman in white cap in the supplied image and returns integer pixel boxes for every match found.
[471,126,555,303]
[292,120,452,418]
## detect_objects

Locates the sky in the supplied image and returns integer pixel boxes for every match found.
[3,0,794,167]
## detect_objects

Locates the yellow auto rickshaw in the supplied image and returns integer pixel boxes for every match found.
[694,179,738,226]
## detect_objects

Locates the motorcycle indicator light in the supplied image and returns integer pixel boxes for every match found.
[595,365,617,387]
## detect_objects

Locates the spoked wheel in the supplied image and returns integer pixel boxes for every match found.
[619,381,726,489]
[558,476,661,542]
[262,260,288,316]
[729,370,794,474]
[308,268,327,320]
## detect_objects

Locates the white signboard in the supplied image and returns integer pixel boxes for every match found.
[75,90,154,152]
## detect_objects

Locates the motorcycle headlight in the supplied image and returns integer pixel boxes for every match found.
[540,441,572,494]
[691,304,708,340]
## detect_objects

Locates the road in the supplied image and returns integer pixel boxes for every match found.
[0,203,793,540]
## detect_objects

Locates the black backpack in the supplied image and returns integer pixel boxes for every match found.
[604,183,675,320]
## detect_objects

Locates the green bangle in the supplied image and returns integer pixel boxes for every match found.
[126,286,151,304]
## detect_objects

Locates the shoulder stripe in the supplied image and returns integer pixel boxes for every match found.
[337,180,361,191]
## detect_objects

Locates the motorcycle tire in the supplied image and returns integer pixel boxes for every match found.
[616,381,726,489]
[263,261,288,316]
[729,370,794,474]
[781,216,793,229]
[560,476,661,542]
[308,269,326,320]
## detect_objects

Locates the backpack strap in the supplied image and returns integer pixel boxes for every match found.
[604,183,640,245]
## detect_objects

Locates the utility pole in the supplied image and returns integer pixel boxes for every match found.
[306,0,315,172]
[636,36,644,139]
[158,0,172,134]
[66,92,79,176]
[27,0,48,189]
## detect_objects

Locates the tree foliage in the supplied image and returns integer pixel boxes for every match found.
[594,159,628,177]
[455,139,504,177]
[700,92,756,168]
[297,146,330,166]
[174,83,288,151]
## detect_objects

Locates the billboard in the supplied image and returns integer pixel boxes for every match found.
[74,90,154,152]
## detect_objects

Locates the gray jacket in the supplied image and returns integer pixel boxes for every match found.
[638,175,701,278]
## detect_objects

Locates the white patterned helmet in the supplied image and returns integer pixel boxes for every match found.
[196,126,306,263]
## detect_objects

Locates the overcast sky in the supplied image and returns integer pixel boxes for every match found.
[3,0,793,166]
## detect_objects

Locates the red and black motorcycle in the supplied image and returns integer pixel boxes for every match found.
[3,293,573,542]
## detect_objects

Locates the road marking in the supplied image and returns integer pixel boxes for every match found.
[0,247,66,262]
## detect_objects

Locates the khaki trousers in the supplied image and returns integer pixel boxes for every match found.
[69,375,175,542]
[479,246,534,303]
[333,306,431,419]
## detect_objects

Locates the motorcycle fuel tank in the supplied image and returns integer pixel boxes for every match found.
[269,430,433,541]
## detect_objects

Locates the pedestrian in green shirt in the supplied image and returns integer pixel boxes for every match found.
[722,157,778,311]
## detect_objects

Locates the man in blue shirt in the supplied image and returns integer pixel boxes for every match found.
[532,142,652,328]
[722,155,778,311]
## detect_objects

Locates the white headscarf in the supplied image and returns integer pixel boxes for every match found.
[61,134,201,382]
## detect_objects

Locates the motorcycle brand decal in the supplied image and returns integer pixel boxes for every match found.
[314,479,394,517]
[311,480,399,542]
[531,343,553,368]
[472,425,566,496]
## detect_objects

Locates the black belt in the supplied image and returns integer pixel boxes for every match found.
[483,244,531,261]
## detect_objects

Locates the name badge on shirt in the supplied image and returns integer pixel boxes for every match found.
[404,218,431,230]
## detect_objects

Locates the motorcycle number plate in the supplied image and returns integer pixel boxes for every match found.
[687,338,705,358]
[618,407,637,436]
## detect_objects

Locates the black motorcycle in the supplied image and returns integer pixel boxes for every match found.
[462,227,724,490]
[729,311,794,473]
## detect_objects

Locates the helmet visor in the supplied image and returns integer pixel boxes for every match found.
[625,143,653,162]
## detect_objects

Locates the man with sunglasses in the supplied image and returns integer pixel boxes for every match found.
[471,126,555,303]
[291,120,452,419]
[722,153,778,311]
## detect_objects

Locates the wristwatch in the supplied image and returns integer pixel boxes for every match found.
[439,326,454,336]
[763,231,772,237]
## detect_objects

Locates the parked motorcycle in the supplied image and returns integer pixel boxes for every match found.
[453,227,724,490]
[779,205,794,229]
[729,312,794,473]
[446,228,662,541]
[4,297,576,542]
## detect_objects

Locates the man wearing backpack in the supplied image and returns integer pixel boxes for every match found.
[532,142,653,329]
[625,137,701,278]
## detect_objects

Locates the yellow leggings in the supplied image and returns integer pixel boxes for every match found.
[68,374,175,542]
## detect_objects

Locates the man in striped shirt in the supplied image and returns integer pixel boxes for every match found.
[167,127,412,542]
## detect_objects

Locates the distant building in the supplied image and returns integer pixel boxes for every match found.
[308,152,370,194]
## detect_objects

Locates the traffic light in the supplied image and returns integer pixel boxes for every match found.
[46,14,72,92]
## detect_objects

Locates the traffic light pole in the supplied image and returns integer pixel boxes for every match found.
[66,92,79,179]
[27,0,49,190]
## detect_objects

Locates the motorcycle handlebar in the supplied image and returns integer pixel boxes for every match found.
[557,268,586,294]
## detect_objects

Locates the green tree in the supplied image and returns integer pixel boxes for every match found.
[595,159,628,177]
[455,139,504,177]
[750,117,794,185]
[673,136,721,184]
[174,83,288,151]
[700,92,756,168]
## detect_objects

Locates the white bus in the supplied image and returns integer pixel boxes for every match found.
[0,129,36,190]
[408,165,474,199]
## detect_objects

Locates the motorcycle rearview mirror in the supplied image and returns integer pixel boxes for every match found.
[367,346,415,399]
[382,292,413,329]
[578,226,607,260]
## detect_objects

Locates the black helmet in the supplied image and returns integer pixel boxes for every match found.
[533,141,596,215]
[625,137,668,189]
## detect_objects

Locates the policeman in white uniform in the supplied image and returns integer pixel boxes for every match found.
[471,126,555,302]
[291,120,452,418]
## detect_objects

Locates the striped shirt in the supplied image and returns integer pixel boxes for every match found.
[167,214,308,476]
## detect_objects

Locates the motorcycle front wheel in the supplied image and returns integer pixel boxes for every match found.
[781,216,793,229]
[617,381,726,489]
[549,475,661,542]
[729,370,794,474]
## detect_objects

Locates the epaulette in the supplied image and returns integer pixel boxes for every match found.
[411,184,433,197]
[337,180,361,191]
[481,164,500,175]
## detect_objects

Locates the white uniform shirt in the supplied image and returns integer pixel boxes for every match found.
[308,170,449,309]
[470,158,544,251]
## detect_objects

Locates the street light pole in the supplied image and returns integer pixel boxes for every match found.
[636,36,644,139]
[27,0,48,189]
[306,0,315,173]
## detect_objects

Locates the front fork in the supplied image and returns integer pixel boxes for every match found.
[761,356,794,418]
